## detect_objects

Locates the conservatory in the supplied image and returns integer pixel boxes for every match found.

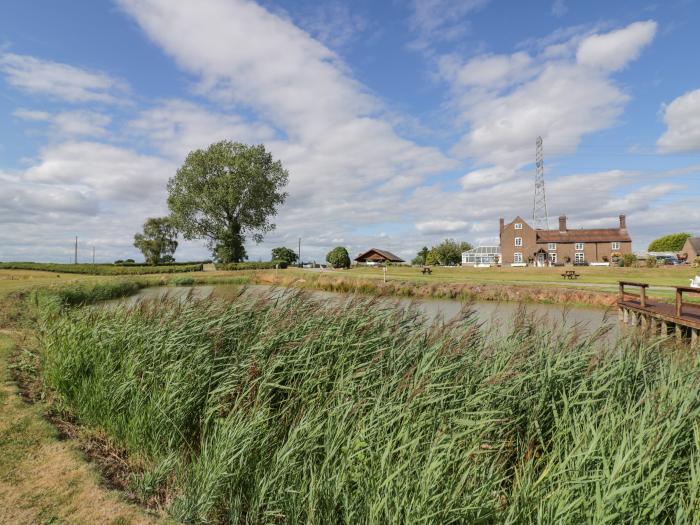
[461,245,501,266]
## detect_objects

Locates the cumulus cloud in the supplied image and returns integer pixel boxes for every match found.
[24,141,175,201]
[657,88,700,153]
[443,21,657,168]
[576,20,656,71]
[0,52,128,103]
[129,99,276,159]
[416,220,469,234]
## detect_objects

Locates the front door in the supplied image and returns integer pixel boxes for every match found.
[537,253,545,267]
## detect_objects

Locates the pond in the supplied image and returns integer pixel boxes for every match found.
[116,284,619,340]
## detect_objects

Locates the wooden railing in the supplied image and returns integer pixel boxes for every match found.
[675,286,700,317]
[619,281,649,308]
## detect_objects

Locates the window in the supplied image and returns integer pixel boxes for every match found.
[514,223,523,230]
[575,252,585,263]
[612,241,620,250]
[548,243,556,251]
[515,237,523,247]
[575,242,584,251]
[549,253,557,263]
[514,252,523,263]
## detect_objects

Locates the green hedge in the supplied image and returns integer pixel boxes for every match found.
[215,261,287,271]
[0,262,203,275]
[113,260,212,267]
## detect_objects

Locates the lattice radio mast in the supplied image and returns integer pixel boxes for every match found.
[532,136,549,229]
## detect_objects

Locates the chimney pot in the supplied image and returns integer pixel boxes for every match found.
[559,215,567,232]
[499,218,505,234]
[619,214,627,229]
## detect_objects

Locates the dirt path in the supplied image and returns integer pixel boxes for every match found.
[0,333,168,525]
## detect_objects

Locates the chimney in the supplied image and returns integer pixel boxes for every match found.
[499,218,505,234]
[559,215,567,232]
[619,214,627,230]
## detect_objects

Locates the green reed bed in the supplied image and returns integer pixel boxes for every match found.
[37,291,700,524]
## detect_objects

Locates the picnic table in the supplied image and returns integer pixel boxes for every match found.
[421,266,432,275]
[561,270,579,280]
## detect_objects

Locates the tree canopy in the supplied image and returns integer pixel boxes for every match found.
[326,247,351,269]
[271,247,298,265]
[167,141,289,263]
[133,217,178,265]
[648,233,691,252]
[428,239,472,266]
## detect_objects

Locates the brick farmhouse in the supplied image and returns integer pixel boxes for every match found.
[499,215,632,265]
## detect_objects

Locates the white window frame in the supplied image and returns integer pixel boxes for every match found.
[515,237,523,247]
[575,252,585,263]
[548,243,556,251]
[549,253,557,263]
[575,242,584,251]
[514,223,523,230]
[611,241,620,250]
[514,252,523,263]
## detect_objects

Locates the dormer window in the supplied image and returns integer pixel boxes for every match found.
[514,223,523,230]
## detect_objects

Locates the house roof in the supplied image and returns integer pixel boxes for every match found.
[536,228,631,243]
[354,248,405,262]
[686,237,700,253]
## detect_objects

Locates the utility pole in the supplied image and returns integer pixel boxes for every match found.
[298,237,301,268]
[92,246,95,265]
[74,236,78,264]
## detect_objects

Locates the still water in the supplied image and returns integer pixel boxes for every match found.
[117,284,618,340]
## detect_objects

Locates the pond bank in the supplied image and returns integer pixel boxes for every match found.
[243,271,619,308]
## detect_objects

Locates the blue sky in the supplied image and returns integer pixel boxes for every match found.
[1,0,699,263]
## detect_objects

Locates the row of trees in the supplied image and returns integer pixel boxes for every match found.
[411,239,473,266]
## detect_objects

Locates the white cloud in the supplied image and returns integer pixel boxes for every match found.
[443,21,657,168]
[129,99,276,159]
[293,2,373,50]
[408,0,490,51]
[576,20,656,71]
[0,52,128,103]
[24,141,175,201]
[416,220,469,234]
[14,108,111,136]
[657,88,700,153]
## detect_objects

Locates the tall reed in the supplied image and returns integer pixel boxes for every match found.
[38,290,700,523]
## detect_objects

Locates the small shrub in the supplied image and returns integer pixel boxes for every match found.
[693,256,700,268]
[170,276,195,286]
[645,257,657,268]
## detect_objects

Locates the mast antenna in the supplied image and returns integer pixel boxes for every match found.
[533,136,549,229]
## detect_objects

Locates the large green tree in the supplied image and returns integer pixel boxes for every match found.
[133,217,178,265]
[326,246,351,269]
[271,247,298,265]
[432,239,470,266]
[167,141,289,263]
[648,233,691,252]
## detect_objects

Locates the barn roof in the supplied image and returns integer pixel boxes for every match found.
[536,228,631,243]
[354,248,405,262]
[686,237,700,252]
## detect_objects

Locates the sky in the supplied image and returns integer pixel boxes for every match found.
[1,0,699,264]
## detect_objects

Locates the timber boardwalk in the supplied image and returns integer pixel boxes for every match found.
[618,281,700,346]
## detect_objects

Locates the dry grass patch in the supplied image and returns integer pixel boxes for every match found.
[0,333,168,525]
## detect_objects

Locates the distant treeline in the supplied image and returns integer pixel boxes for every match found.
[0,262,203,275]
[214,261,286,271]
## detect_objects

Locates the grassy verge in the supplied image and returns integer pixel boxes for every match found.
[33,289,700,523]
[0,332,166,524]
